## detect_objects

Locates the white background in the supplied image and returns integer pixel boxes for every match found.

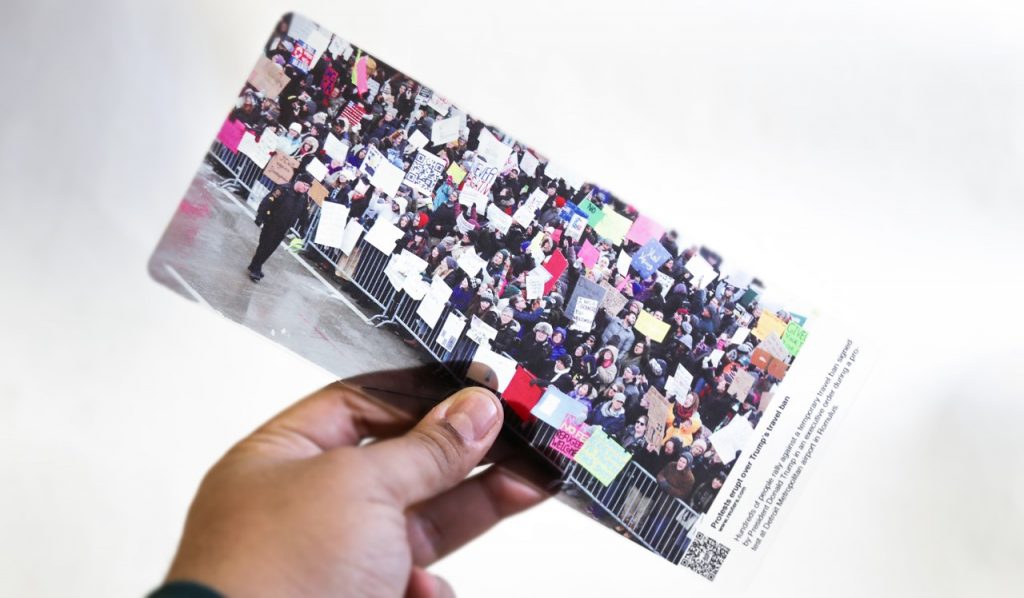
[2,0,1023,596]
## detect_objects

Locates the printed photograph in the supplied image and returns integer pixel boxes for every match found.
[149,12,813,566]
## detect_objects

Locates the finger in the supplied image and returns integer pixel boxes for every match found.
[245,380,422,457]
[406,459,555,566]
[405,567,455,598]
[362,387,502,507]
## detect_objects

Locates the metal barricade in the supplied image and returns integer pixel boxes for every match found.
[349,238,398,311]
[389,293,478,380]
[208,140,260,196]
[565,459,700,564]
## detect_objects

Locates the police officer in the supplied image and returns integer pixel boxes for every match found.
[247,173,312,282]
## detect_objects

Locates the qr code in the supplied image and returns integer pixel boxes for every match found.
[681,532,730,581]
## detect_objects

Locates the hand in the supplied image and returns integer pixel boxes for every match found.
[164,382,548,598]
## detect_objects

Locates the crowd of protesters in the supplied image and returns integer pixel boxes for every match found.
[220,14,804,516]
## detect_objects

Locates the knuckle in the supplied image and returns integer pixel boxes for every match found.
[409,424,465,472]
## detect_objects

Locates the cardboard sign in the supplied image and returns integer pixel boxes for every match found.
[635,310,670,343]
[247,56,291,97]
[643,387,671,445]
[598,280,629,317]
[631,239,672,279]
[308,180,329,206]
[750,347,790,380]
[263,153,300,185]
[782,321,809,356]
[727,368,756,400]
[573,429,632,486]
[403,150,446,196]
[758,333,790,362]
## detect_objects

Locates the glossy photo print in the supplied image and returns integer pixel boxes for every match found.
[149,13,868,583]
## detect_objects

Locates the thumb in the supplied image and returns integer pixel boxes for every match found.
[362,387,503,507]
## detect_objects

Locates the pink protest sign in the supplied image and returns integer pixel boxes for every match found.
[549,416,592,459]
[626,214,666,245]
[216,118,247,152]
[356,56,369,95]
[578,239,600,269]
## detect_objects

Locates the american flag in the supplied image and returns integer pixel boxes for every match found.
[340,102,366,129]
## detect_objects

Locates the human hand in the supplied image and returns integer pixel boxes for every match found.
[163,382,548,598]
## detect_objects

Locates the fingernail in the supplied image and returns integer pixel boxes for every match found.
[445,389,499,442]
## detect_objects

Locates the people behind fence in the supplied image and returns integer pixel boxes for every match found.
[223,14,797,513]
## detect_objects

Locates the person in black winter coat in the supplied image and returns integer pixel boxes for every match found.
[248,175,312,281]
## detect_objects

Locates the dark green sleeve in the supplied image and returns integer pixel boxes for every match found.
[147,580,223,598]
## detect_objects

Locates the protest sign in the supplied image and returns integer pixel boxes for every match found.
[758,333,790,362]
[631,239,671,278]
[446,162,467,184]
[709,414,755,465]
[782,321,809,356]
[665,365,694,399]
[408,129,429,149]
[427,92,451,116]
[599,281,629,317]
[626,214,666,246]
[593,206,632,245]
[402,277,430,301]
[550,416,592,459]
[566,276,607,322]
[370,158,406,197]
[542,250,568,295]
[476,128,514,166]
[467,345,517,393]
[728,369,756,400]
[573,429,632,486]
[578,239,600,269]
[729,326,751,346]
[570,297,599,332]
[503,366,544,422]
[305,157,328,182]
[247,56,291,97]
[323,133,349,162]
[307,180,329,206]
[340,219,364,255]
[486,203,513,234]
[263,153,299,185]
[519,151,540,177]
[578,198,604,226]
[684,253,718,289]
[431,116,460,145]
[565,213,587,241]
[643,387,671,445]
[635,310,670,343]
[465,161,500,195]
[531,387,588,429]
[615,250,632,276]
[216,118,246,152]
[456,249,487,277]
[753,311,788,340]
[437,312,466,352]
[312,202,349,248]
[363,218,403,253]
[655,271,675,297]
[403,150,446,195]
[458,188,488,211]
[466,315,498,346]
[416,294,445,328]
